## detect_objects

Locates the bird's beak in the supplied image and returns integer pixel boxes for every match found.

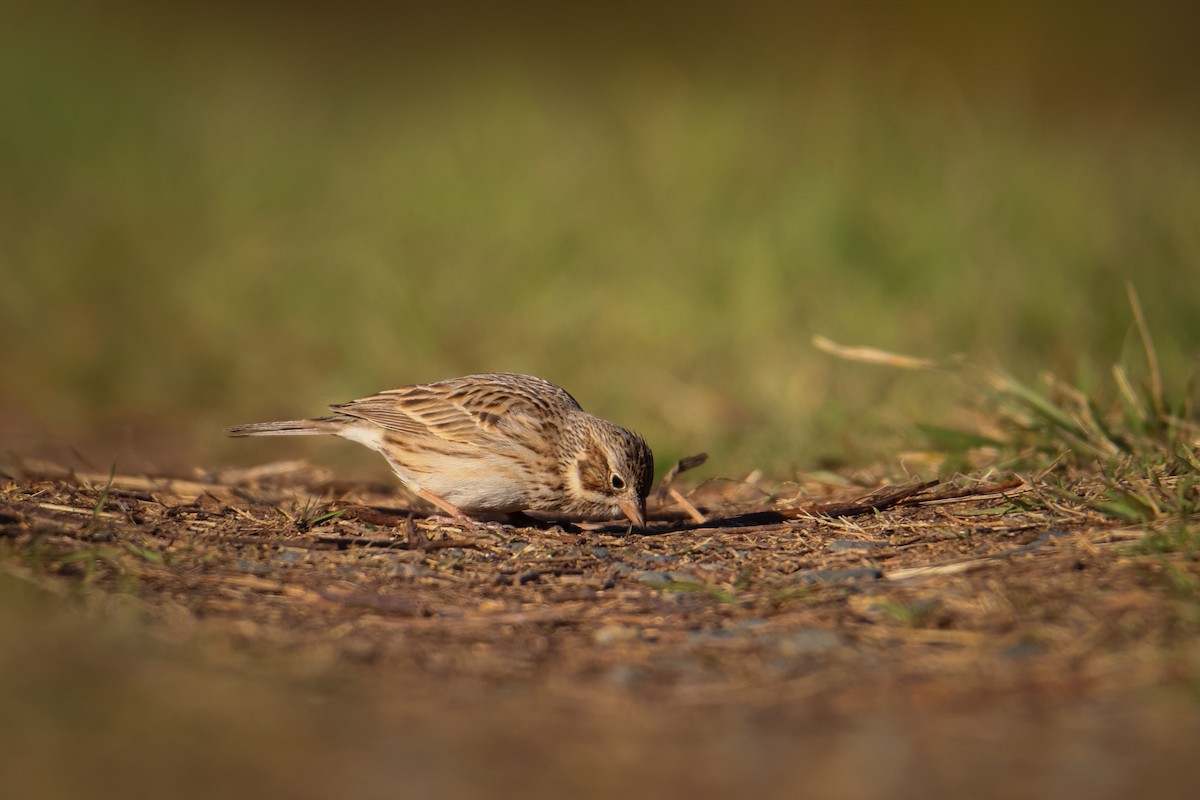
[619,497,646,530]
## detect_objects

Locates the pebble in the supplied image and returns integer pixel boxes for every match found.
[270,549,305,565]
[388,564,434,579]
[633,570,701,586]
[593,624,640,646]
[789,567,883,585]
[603,664,643,687]
[777,629,843,657]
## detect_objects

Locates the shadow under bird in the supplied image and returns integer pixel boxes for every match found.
[226,372,654,528]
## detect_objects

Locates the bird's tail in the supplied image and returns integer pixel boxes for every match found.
[225,415,349,437]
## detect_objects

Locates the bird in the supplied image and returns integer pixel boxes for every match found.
[226,373,654,528]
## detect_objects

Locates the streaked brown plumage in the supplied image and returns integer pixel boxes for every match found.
[226,373,654,527]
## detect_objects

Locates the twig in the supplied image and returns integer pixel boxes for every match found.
[668,487,708,524]
[654,452,710,505]
[906,478,1025,505]
[802,480,939,517]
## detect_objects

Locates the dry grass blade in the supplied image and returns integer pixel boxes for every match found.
[812,335,942,371]
[667,487,708,524]
[655,452,709,500]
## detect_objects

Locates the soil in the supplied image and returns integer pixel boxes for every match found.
[2,458,1198,799]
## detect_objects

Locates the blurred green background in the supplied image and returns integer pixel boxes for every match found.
[3,0,1198,478]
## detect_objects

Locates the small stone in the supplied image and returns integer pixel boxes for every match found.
[687,628,739,646]
[604,664,642,687]
[633,570,698,586]
[777,629,843,657]
[271,549,305,565]
[789,567,883,585]
[339,636,381,663]
[389,564,433,579]
[593,624,639,646]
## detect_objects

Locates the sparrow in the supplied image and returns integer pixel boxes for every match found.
[226,373,653,527]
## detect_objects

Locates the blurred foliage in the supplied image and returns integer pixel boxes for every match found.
[2,0,1199,476]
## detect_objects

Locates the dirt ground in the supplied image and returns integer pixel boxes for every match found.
[2,458,1199,799]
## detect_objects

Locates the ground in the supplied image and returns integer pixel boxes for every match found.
[2,458,1199,799]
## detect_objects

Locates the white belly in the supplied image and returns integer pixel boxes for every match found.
[336,425,532,512]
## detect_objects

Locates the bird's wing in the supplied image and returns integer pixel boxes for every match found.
[330,374,580,445]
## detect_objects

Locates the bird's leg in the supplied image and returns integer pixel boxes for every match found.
[413,488,470,520]
[404,488,514,533]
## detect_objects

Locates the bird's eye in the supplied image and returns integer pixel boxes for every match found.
[609,474,626,491]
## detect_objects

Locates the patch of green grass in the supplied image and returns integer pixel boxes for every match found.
[840,286,1199,525]
[644,579,740,604]
[875,598,941,628]
[288,498,346,532]
[768,584,825,606]
[2,4,1199,477]
[88,468,116,525]
[1125,553,1200,637]
[1126,521,1200,558]
[17,543,144,595]
[982,288,1199,524]
[121,541,164,563]
[1158,563,1199,601]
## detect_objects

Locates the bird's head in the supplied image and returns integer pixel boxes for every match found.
[565,418,654,528]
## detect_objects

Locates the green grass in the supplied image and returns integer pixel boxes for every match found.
[835,281,1195,492]
[875,598,942,628]
[291,503,346,533]
[1128,524,1200,559]
[86,466,117,536]
[817,283,1199,527]
[3,1,1199,478]
[976,288,1199,525]
[643,579,740,604]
